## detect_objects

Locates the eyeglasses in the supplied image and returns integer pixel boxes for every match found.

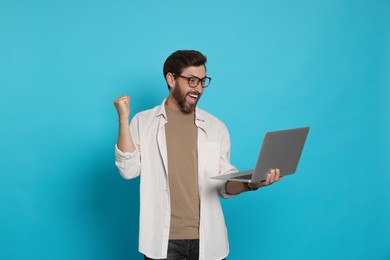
[173,74,212,88]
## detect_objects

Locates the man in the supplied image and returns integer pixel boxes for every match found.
[114,50,282,260]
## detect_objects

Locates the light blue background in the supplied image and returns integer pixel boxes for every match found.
[1,0,389,259]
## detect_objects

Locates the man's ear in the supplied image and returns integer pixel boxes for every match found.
[166,72,176,90]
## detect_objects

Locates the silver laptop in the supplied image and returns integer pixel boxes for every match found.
[211,127,310,183]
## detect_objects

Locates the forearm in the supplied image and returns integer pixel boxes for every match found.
[225,181,247,195]
[117,118,136,153]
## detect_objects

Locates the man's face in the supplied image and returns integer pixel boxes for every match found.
[171,66,206,113]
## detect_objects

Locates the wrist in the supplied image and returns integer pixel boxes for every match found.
[243,182,259,191]
[119,116,129,124]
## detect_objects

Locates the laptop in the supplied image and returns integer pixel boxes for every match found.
[211,127,310,183]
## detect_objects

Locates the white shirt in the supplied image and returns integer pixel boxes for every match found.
[115,99,237,260]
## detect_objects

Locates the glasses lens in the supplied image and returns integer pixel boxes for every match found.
[202,77,210,87]
[188,77,200,87]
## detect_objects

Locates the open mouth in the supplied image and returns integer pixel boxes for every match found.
[186,93,199,105]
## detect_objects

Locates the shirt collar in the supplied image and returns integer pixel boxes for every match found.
[156,99,168,119]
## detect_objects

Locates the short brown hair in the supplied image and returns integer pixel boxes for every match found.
[163,50,207,89]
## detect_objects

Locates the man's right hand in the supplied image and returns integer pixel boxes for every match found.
[114,95,131,120]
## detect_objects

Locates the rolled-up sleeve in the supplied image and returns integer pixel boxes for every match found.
[218,180,235,199]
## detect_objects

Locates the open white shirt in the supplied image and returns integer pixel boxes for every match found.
[115,100,237,260]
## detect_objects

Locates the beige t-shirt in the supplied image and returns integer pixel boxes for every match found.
[165,105,200,239]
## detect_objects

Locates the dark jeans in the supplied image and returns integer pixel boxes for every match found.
[144,239,226,260]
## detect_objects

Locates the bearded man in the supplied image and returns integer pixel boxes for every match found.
[114,50,282,260]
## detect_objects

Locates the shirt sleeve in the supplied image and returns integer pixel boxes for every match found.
[115,144,137,159]
[218,124,238,199]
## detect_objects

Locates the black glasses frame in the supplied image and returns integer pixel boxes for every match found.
[173,74,212,88]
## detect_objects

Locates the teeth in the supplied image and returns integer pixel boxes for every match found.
[189,94,198,98]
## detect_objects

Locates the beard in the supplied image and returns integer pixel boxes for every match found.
[172,84,202,114]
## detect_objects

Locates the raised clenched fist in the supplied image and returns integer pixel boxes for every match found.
[113,95,130,120]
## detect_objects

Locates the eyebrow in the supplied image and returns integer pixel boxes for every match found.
[184,74,207,78]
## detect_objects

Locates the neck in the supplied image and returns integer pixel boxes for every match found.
[165,95,180,111]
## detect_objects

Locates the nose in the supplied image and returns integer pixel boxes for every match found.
[194,81,203,93]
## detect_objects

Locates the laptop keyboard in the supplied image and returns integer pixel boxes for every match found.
[232,174,252,180]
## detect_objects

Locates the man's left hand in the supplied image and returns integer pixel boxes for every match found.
[246,168,283,190]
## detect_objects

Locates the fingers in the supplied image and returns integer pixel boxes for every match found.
[265,170,272,185]
[264,168,282,186]
[248,168,283,190]
[114,95,130,105]
[113,96,131,109]
[273,168,281,182]
[113,95,131,118]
